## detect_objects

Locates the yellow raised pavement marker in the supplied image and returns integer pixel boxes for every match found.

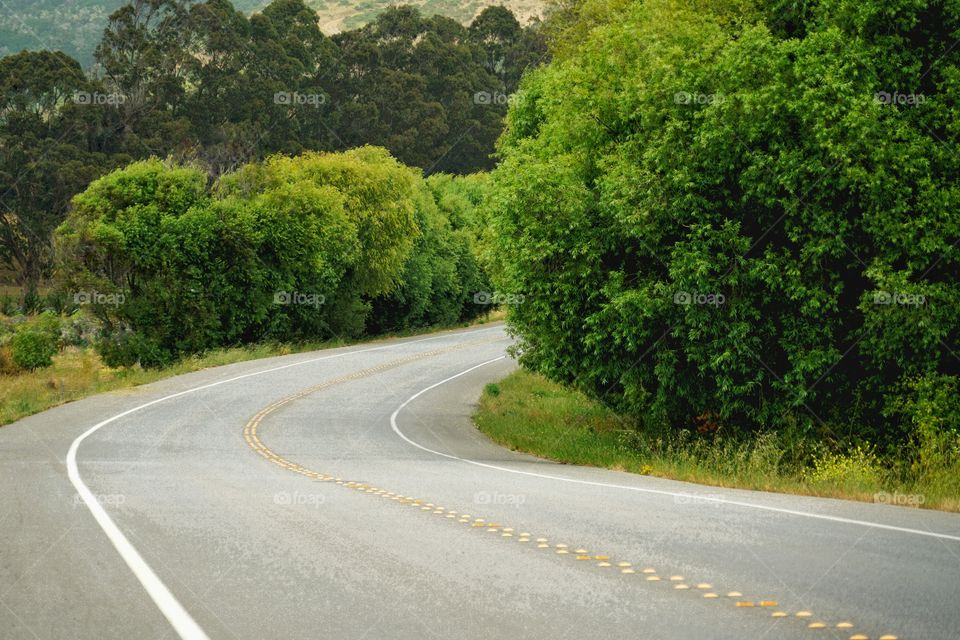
[241,339,903,640]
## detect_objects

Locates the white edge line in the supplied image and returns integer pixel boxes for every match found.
[390,357,960,544]
[66,325,502,640]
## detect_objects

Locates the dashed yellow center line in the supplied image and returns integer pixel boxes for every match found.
[241,336,901,640]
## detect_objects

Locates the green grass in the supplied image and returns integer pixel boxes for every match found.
[474,369,959,512]
[0,310,505,427]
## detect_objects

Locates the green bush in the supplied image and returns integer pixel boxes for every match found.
[889,374,960,495]
[30,311,62,342]
[0,294,20,316]
[803,445,884,490]
[10,330,56,370]
[368,177,490,332]
[60,310,99,347]
[96,332,170,369]
[489,0,960,443]
[56,149,489,365]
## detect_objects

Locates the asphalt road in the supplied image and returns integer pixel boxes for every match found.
[1,323,958,640]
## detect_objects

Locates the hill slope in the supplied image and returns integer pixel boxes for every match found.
[0,0,544,66]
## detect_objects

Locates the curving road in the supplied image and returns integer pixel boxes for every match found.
[1,323,958,639]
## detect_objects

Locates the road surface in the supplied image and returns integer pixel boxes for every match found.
[1,323,958,639]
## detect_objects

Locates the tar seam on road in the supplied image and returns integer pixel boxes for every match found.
[65,325,503,640]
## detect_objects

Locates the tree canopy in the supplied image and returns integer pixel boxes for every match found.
[0,0,546,298]
[490,0,960,447]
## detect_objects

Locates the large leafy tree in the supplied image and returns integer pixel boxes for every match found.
[0,51,109,302]
[57,147,421,362]
[1,0,546,303]
[490,0,960,445]
[55,146,490,363]
[94,0,194,157]
[329,6,537,172]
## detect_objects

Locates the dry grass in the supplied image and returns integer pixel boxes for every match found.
[0,312,504,427]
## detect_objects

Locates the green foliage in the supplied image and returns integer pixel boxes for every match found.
[0,0,543,68]
[0,0,546,307]
[889,374,960,491]
[490,0,960,445]
[10,330,57,370]
[476,368,960,511]
[96,331,171,369]
[219,147,420,297]
[0,50,114,299]
[803,445,883,489]
[368,185,476,331]
[366,173,493,332]
[57,148,491,365]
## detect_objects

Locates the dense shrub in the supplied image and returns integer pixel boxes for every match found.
[96,331,170,369]
[367,175,492,332]
[10,330,56,370]
[490,0,960,445]
[56,148,491,365]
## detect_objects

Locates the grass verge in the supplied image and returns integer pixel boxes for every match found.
[474,369,958,512]
[0,311,505,427]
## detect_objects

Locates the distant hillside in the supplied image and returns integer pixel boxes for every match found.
[0,0,544,67]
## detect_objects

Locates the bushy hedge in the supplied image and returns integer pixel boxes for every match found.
[490,0,960,446]
[56,148,490,366]
[10,330,56,370]
[1,311,62,371]
[366,174,494,332]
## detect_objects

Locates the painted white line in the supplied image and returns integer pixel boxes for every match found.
[67,325,504,640]
[390,357,960,543]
